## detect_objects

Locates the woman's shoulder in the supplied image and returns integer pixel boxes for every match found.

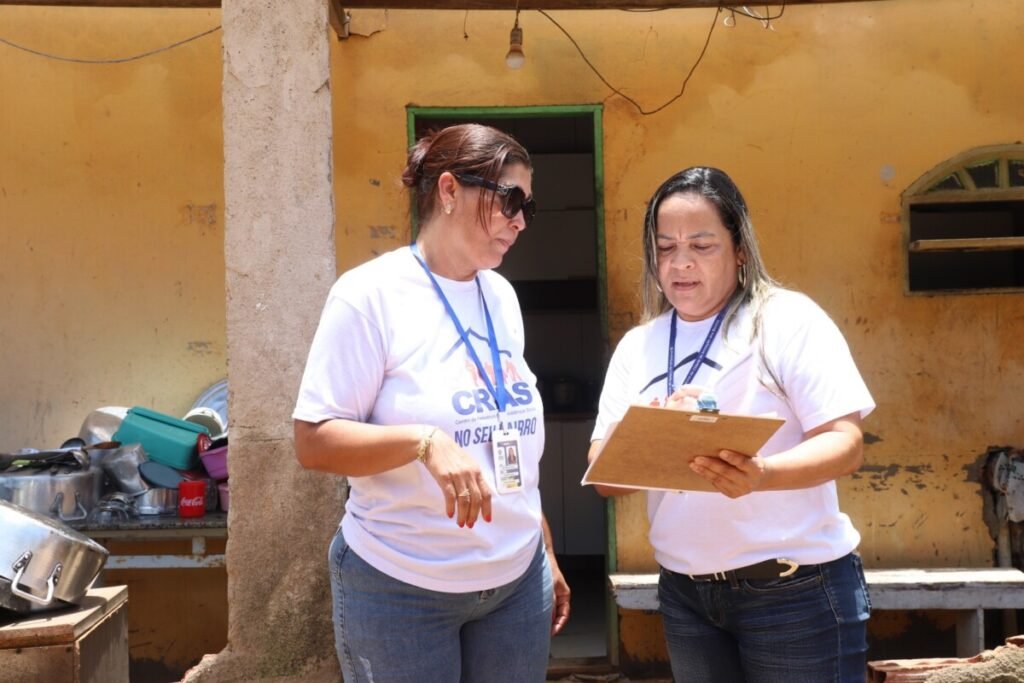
[477,268,516,292]
[758,287,844,346]
[477,268,517,300]
[761,287,830,322]
[330,247,416,300]
[615,311,671,350]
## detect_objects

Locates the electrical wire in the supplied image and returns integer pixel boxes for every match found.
[622,3,785,21]
[539,6,721,116]
[726,3,785,29]
[731,4,787,22]
[0,25,221,64]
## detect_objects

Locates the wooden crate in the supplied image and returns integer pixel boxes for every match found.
[0,585,128,683]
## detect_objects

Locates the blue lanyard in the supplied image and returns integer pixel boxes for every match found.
[666,307,727,396]
[410,244,509,415]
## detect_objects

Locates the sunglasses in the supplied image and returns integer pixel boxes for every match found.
[452,172,537,227]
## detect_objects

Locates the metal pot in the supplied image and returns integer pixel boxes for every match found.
[197,476,219,512]
[0,466,103,522]
[0,499,109,613]
[135,487,178,515]
[100,443,151,495]
[134,480,218,515]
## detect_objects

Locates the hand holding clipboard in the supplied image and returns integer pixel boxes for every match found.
[581,405,785,492]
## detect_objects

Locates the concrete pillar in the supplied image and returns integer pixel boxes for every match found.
[184,1,343,680]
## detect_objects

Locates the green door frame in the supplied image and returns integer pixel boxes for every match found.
[407,104,619,666]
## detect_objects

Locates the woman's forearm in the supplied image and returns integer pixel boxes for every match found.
[758,414,864,491]
[294,418,431,477]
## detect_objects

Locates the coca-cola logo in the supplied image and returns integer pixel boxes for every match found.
[180,496,205,507]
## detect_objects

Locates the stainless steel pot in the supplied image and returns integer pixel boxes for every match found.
[0,466,103,522]
[100,443,150,495]
[134,480,218,515]
[135,487,178,515]
[0,499,109,613]
[199,477,219,512]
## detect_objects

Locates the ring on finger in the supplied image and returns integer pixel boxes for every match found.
[457,488,471,498]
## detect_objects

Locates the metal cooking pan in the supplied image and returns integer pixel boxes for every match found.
[135,487,178,515]
[0,499,108,613]
[0,466,103,521]
[0,442,119,471]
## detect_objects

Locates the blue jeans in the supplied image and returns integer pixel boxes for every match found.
[328,528,553,683]
[658,552,871,683]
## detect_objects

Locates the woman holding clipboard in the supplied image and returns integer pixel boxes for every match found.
[589,167,874,682]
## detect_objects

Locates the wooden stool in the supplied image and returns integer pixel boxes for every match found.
[0,585,128,683]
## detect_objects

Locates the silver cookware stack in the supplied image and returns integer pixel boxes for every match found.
[0,499,109,614]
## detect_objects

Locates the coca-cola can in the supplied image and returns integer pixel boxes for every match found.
[178,479,207,518]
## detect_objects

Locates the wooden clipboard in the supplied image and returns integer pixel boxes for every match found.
[581,405,785,492]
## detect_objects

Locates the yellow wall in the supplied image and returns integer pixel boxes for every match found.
[0,7,226,451]
[327,2,1024,664]
[0,7,227,678]
[331,2,1023,568]
[3,0,1023,673]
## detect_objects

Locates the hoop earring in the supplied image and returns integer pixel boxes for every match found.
[738,264,747,288]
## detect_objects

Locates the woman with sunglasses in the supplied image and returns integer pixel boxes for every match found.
[293,123,568,683]
[588,167,873,681]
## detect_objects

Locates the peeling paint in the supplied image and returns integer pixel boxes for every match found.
[348,10,388,38]
[183,202,218,228]
[187,341,214,356]
[853,462,936,493]
[858,463,903,478]
[963,455,985,483]
[368,225,397,239]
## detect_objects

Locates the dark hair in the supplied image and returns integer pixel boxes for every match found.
[401,123,531,228]
[640,166,777,331]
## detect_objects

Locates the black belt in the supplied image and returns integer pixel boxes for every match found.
[687,558,800,582]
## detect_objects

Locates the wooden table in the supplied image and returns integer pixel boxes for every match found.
[71,512,227,570]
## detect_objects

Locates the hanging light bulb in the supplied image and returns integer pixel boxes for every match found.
[505,12,525,70]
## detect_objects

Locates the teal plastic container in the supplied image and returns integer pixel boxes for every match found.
[114,406,210,470]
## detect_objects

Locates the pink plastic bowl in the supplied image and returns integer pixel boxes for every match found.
[218,482,230,512]
[199,445,228,480]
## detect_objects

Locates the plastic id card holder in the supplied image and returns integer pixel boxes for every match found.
[492,428,524,494]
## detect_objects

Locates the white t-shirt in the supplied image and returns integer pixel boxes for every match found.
[294,246,544,592]
[592,289,874,575]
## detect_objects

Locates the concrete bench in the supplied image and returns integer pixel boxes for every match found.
[609,567,1024,657]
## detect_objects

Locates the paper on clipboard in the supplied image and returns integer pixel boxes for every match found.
[581,405,785,492]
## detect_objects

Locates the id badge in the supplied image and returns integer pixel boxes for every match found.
[492,428,524,494]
